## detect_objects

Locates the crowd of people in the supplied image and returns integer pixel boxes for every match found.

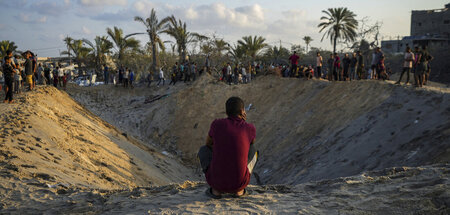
[282,45,433,88]
[1,50,77,104]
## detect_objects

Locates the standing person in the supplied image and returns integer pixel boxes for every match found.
[23,51,34,91]
[233,64,240,84]
[226,62,232,85]
[170,62,178,85]
[14,66,22,94]
[241,65,247,84]
[205,55,211,74]
[327,54,334,81]
[184,61,190,83]
[316,52,323,79]
[288,51,300,77]
[103,64,109,85]
[356,51,365,80]
[53,67,59,87]
[191,62,196,82]
[370,48,378,79]
[31,52,37,90]
[3,57,15,103]
[157,67,165,86]
[198,97,258,199]
[342,53,351,81]
[58,67,64,87]
[350,52,358,81]
[123,68,129,88]
[129,69,134,88]
[396,47,415,85]
[247,63,252,83]
[415,46,431,87]
[118,65,124,84]
[44,64,51,85]
[37,63,44,85]
[424,48,434,85]
[376,47,385,80]
[333,53,340,81]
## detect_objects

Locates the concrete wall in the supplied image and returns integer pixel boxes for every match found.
[411,8,450,37]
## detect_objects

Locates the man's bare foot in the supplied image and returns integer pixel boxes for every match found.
[235,189,245,196]
[9,100,14,104]
[3,100,7,103]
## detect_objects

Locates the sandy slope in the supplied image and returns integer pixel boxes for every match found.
[0,86,197,193]
[69,75,450,185]
[1,75,449,214]
[2,165,448,214]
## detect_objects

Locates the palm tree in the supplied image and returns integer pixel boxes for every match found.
[61,39,92,71]
[106,26,140,65]
[303,36,313,53]
[0,40,18,59]
[134,8,168,73]
[228,44,246,63]
[63,36,73,63]
[163,15,208,62]
[318,7,358,54]
[237,35,268,61]
[212,38,229,57]
[83,36,113,72]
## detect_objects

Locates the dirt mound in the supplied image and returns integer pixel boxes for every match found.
[69,74,450,185]
[0,86,198,191]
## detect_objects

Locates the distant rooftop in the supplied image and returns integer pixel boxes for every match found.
[412,3,449,13]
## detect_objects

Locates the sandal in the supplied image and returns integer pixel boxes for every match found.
[205,188,221,199]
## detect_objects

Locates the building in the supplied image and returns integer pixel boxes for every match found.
[382,3,450,84]
[411,3,450,37]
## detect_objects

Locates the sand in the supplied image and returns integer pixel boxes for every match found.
[1,74,449,214]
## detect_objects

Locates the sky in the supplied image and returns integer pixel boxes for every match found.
[0,0,448,57]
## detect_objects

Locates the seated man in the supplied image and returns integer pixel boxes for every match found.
[198,97,258,199]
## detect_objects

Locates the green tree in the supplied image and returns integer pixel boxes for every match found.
[303,36,313,53]
[163,15,208,62]
[237,35,268,61]
[63,36,73,63]
[318,7,358,54]
[263,45,290,64]
[0,40,18,59]
[106,26,140,65]
[61,39,92,72]
[83,36,114,72]
[228,44,246,63]
[134,8,168,74]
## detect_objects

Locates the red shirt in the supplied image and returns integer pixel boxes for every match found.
[206,116,256,193]
[289,54,299,65]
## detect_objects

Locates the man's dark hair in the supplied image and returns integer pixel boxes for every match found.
[6,50,12,55]
[226,97,244,117]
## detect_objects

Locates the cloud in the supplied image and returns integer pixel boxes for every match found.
[17,13,48,23]
[30,1,70,17]
[78,0,127,6]
[82,26,92,35]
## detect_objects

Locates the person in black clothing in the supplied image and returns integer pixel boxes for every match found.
[3,57,15,103]
[342,53,351,81]
[350,52,358,81]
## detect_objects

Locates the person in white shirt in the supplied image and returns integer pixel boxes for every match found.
[226,63,232,85]
[241,66,247,84]
[157,67,165,86]
[395,47,415,85]
[58,67,64,87]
